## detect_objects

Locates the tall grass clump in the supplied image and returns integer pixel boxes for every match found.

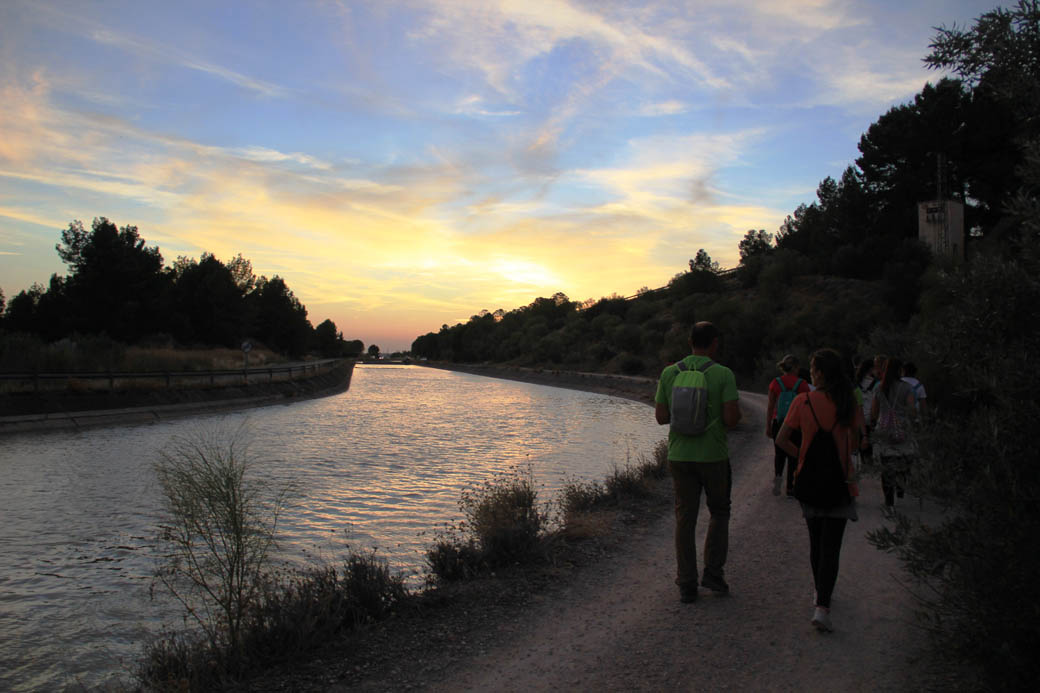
[559,440,669,521]
[140,551,409,691]
[868,245,1040,688]
[151,423,290,669]
[426,465,548,582]
[240,551,408,657]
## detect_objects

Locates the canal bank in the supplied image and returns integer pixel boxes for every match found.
[0,359,354,434]
[420,362,657,406]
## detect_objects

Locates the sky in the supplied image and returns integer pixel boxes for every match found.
[0,1,998,352]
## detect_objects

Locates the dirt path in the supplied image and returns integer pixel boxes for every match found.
[408,392,930,691]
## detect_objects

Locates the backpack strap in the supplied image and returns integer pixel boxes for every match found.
[805,395,833,433]
[676,359,714,373]
[776,376,788,392]
[806,395,848,479]
[793,377,803,391]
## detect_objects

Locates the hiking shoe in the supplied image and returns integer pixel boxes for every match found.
[701,574,730,594]
[680,586,698,603]
[811,607,833,632]
[772,476,782,496]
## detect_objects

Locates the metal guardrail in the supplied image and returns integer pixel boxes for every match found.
[0,359,343,395]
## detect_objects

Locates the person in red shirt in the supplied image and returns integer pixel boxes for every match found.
[766,354,811,496]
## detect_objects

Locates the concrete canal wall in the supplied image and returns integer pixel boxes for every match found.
[0,359,355,434]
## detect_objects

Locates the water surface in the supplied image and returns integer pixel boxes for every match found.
[0,365,663,690]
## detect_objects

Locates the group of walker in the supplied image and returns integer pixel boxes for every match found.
[770,352,924,508]
[656,322,924,634]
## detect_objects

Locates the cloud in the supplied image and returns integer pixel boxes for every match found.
[577,130,760,202]
[86,28,291,98]
[409,0,729,98]
[454,95,523,117]
[639,100,688,117]
[232,147,335,170]
[0,206,67,231]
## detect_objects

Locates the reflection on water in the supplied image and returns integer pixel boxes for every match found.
[0,365,662,690]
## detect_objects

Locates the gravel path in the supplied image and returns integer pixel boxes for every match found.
[408,391,932,692]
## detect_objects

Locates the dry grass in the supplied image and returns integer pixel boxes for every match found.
[124,346,282,372]
[0,333,287,373]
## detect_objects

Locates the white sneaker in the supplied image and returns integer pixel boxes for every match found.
[772,476,782,496]
[811,606,832,632]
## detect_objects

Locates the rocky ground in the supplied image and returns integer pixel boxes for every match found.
[238,369,963,692]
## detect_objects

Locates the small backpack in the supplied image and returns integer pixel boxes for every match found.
[876,389,908,444]
[909,380,925,410]
[669,359,716,436]
[793,397,851,508]
[775,376,803,422]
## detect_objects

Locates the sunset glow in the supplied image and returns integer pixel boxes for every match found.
[0,1,994,350]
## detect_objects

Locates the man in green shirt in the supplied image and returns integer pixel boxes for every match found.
[655,321,741,603]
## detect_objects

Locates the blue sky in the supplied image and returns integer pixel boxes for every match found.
[0,0,998,350]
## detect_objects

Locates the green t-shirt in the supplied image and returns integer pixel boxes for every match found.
[656,354,739,462]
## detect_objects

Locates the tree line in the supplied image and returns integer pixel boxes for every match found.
[0,218,365,360]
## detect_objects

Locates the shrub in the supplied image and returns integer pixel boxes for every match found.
[603,463,652,498]
[559,477,606,517]
[140,551,409,690]
[425,538,484,582]
[243,551,408,657]
[868,248,1040,688]
[425,465,548,581]
[463,466,546,562]
[605,443,668,497]
[559,440,668,519]
[153,423,291,660]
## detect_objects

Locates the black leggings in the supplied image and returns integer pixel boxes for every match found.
[806,516,847,609]
[772,419,800,491]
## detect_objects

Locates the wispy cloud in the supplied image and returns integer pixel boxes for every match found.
[86,27,292,98]
[0,206,69,231]
[639,100,688,117]
[232,147,335,170]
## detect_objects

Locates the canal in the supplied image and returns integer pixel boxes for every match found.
[0,365,664,690]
